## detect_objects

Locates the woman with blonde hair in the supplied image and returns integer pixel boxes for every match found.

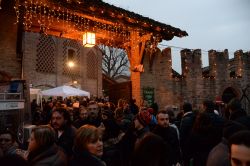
[70,124,106,166]
[27,125,67,166]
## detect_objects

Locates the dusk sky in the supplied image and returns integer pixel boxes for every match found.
[103,0,250,73]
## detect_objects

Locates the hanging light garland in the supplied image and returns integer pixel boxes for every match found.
[13,0,188,48]
[13,0,133,47]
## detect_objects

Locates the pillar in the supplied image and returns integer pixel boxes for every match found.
[125,31,152,106]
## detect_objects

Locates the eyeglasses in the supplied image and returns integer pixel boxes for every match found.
[0,138,12,142]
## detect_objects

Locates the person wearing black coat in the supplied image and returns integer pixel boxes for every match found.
[188,100,224,166]
[118,110,152,166]
[69,125,106,166]
[27,125,67,166]
[179,103,196,166]
[153,110,181,166]
[70,150,106,166]
[50,107,76,157]
[28,144,67,166]
[73,107,89,128]
[227,98,247,121]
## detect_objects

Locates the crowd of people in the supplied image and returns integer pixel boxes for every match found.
[0,97,250,166]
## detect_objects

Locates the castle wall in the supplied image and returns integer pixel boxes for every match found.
[180,49,204,108]
[141,47,250,112]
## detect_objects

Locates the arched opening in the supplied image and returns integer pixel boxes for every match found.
[222,87,237,104]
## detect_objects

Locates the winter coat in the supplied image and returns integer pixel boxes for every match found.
[118,126,150,166]
[28,144,67,166]
[73,118,89,129]
[206,138,229,166]
[179,112,196,165]
[55,125,76,157]
[189,112,224,166]
[69,150,106,166]
[153,125,181,165]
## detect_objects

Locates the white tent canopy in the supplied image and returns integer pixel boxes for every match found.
[41,85,90,98]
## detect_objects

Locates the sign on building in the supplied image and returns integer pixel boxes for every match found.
[143,87,154,106]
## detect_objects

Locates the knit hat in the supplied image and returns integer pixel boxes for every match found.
[136,111,152,126]
[147,108,154,114]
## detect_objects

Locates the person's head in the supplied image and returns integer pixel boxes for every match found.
[79,107,88,120]
[0,130,16,153]
[117,99,125,108]
[202,100,215,113]
[114,107,123,119]
[227,98,242,113]
[101,109,113,121]
[51,107,71,130]
[147,108,154,115]
[223,121,247,140]
[74,125,103,157]
[156,110,170,128]
[130,99,136,105]
[48,101,53,108]
[131,133,169,166]
[229,130,250,166]
[134,111,152,130]
[88,101,99,119]
[183,102,192,113]
[28,125,55,152]
[165,106,175,123]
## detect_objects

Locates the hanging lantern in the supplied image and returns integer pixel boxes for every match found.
[83,32,96,47]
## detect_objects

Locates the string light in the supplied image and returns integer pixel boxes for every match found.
[13,0,187,48]
[12,0,248,81]
[14,0,132,45]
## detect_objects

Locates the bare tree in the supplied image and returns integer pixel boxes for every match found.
[99,45,130,78]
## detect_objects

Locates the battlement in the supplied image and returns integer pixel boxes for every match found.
[177,48,250,79]
[141,47,250,110]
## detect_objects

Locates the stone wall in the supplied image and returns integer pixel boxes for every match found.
[141,47,250,113]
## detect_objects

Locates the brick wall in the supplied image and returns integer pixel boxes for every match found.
[0,2,21,79]
[22,32,102,97]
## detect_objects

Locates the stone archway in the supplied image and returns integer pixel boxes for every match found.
[222,87,238,104]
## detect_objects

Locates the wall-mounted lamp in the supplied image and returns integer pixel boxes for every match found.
[83,32,95,47]
[67,61,75,68]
